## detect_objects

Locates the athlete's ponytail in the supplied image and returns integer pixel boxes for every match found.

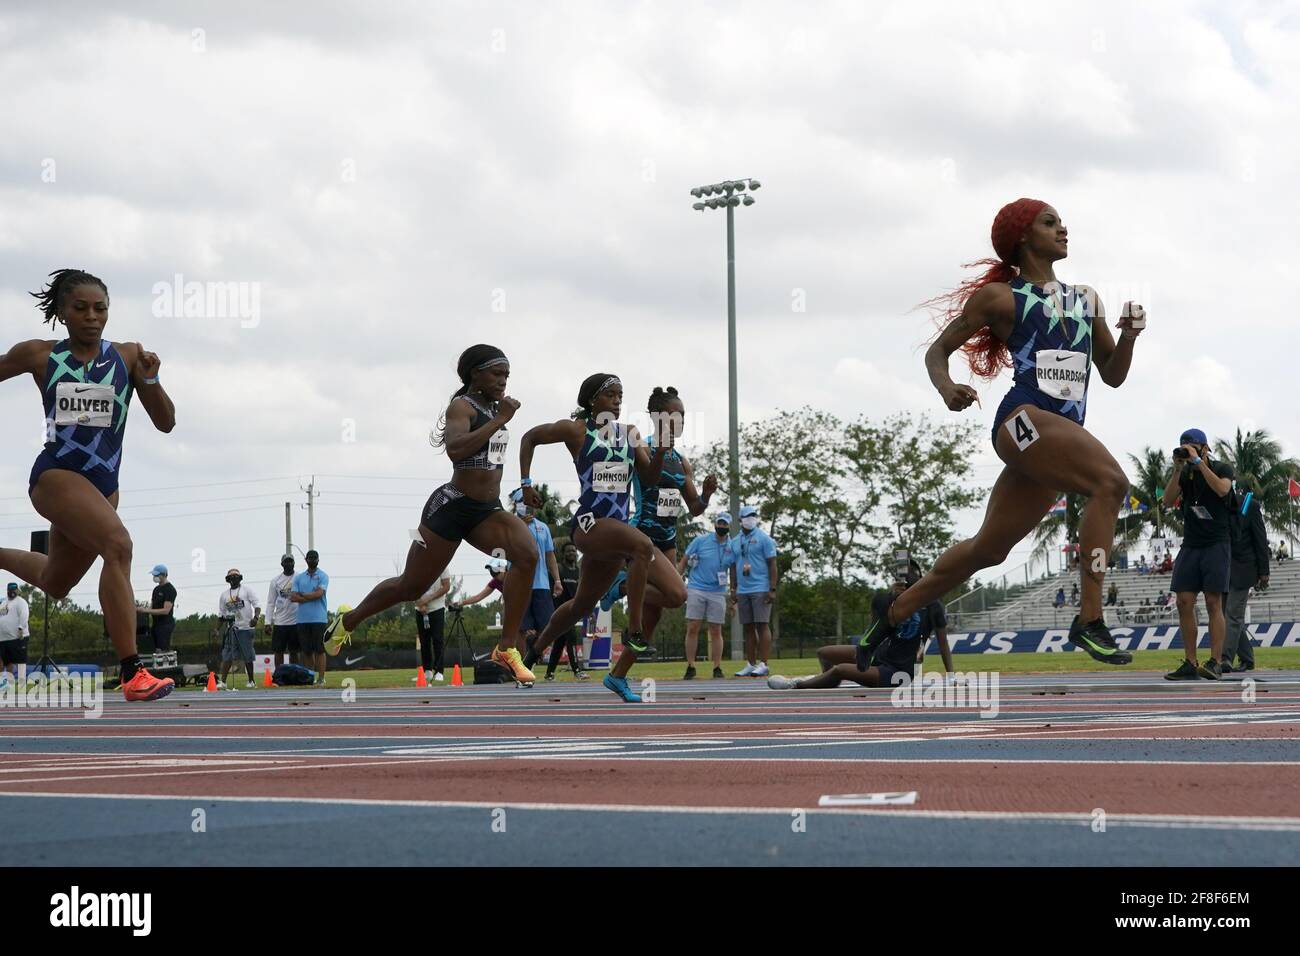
[431,344,508,447]
[29,269,109,327]
[572,372,620,420]
[919,198,1047,380]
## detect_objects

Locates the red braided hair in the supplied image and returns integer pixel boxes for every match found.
[922,198,1048,380]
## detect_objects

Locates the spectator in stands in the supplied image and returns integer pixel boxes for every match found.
[1136,597,1151,623]
[143,564,177,652]
[1158,553,1173,574]
[1106,582,1118,607]
[1070,583,1080,606]
[1222,484,1270,673]
[0,582,30,679]
[1116,599,1127,624]
[1278,541,1289,564]
[1053,587,1066,608]
[1137,555,1149,575]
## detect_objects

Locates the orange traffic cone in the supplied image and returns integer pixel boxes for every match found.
[263,666,274,688]
[205,671,217,693]
[451,664,463,687]
[416,667,428,688]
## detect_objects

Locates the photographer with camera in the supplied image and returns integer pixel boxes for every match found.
[1161,428,1235,680]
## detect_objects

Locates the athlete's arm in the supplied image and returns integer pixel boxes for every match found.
[124,342,176,433]
[924,284,1012,411]
[679,456,717,517]
[630,425,667,486]
[1091,294,1144,387]
[519,419,583,508]
[444,395,518,462]
[0,339,50,385]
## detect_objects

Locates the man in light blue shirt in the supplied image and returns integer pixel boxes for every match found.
[291,549,330,685]
[677,513,737,679]
[730,505,779,677]
[510,489,562,656]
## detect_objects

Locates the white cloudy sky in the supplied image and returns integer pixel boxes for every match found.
[1,0,1297,616]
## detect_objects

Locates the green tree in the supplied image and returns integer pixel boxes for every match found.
[1213,427,1300,540]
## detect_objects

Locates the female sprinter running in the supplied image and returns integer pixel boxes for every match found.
[327,344,538,684]
[0,269,177,700]
[628,386,716,652]
[877,199,1145,663]
[519,374,681,702]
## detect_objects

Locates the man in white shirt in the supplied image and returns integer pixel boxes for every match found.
[414,572,453,682]
[217,568,262,689]
[264,554,300,668]
[0,582,31,678]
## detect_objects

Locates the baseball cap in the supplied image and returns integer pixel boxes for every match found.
[485,558,508,572]
[714,513,732,525]
[509,488,524,504]
[739,505,759,519]
[150,564,168,576]
[1179,428,1208,446]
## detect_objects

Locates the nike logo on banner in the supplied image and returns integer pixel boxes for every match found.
[344,656,365,666]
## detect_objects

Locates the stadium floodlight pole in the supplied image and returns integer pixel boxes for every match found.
[691,177,761,661]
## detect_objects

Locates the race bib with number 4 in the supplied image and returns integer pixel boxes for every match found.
[53,382,114,428]
[1005,409,1040,451]
[591,461,631,493]
[656,487,683,517]
[1034,349,1089,400]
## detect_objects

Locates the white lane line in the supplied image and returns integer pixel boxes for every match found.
[0,790,1296,831]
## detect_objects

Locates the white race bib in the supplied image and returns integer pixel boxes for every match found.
[487,428,509,466]
[53,382,114,427]
[656,487,683,517]
[592,461,631,493]
[1034,349,1088,400]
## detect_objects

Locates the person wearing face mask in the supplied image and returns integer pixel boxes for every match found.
[217,568,262,689]
[143,564,177,653]
[677,513,737,679]
[291,549,329,686]
[0,582,30,679]
[508,488,563,660]
[265,554,300,668]
[730,505,778,677]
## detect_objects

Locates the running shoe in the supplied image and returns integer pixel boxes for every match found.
[623,631,652,654]
[1164,660,1200,681]
[574,669,590,681]
[599,571,628,612]
[603,673,642,703]
[324,604,353,655]
[545,671,556,682]
[752,662,769,677]
[735,663,756,677]
[491,646,536,684]
[1218,659,1233,674]
[766,675,799,690]
[1238,661,1256,672]
[121,668,175,701]
[1198,658,1222,681]
[434,672,444,682]
[712,666,725,679]
[1067,615,1132,665]
[683,665,696,680]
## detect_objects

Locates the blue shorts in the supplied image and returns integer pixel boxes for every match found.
[521,588,556,634]
[990,386,1085,451]
[1171,542,1231,595]
[29,450,118,498]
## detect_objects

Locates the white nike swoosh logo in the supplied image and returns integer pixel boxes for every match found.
[344,656,365,666]
[94,361,111,369]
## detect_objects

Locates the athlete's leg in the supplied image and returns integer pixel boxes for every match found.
[464,512,538,653]
[893,407,1126,622]
[533,555,624,659]
[342,532,459,632]
[640,546,685,644]
[796,662,886,689]
[25,472,136,656]
[817,644,855,670]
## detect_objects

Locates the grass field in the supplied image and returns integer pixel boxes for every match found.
[172,647,1300,690]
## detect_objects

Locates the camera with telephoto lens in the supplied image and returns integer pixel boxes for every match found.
[1172,447,1191,460]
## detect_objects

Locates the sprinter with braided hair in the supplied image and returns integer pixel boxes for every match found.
[0,269,177,700]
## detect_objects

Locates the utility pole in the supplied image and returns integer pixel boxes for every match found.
[284,502,293,558]
[301,476,319,552]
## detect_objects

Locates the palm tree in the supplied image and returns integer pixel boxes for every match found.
[1213,428,1300,540]
[1118,447,1184,554]
[1029,492,1084,570]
